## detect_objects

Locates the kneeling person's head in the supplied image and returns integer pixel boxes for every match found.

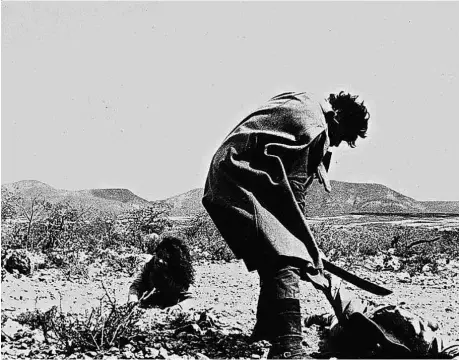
[150,235,195,293]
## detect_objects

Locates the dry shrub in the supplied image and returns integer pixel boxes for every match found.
[311,223,390,262]
[105,254,144,277]
[16,286,145,354]
[183,212,235,262]
[311,222,459,274]
[392,227,459,275]
[15,308,55,341]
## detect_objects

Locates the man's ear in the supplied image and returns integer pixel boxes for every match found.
[324,110,336,123]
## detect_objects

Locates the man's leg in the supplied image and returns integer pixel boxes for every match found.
[257,261,309,359]
[250,275,275,342]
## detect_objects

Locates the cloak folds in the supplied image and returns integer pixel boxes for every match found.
[202,92,330,275]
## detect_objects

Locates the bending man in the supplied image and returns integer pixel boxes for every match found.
[202,91,370,358]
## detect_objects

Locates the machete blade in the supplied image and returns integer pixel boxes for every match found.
[323,259,393,296]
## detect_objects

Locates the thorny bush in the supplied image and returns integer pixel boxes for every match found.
[1,198,173,277]
[105,253,144,277]
[183,211,235,262]
[15,285,145,354]
[311,222,459,274]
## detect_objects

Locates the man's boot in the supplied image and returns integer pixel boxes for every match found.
[267,298,310,359]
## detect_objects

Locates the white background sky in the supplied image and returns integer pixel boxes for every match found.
[2,2,458,201]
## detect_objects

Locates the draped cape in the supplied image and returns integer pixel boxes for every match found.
[202,92,330,273]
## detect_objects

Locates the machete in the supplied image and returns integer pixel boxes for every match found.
[322,259,393,296]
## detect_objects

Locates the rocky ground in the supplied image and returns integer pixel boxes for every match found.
[2,256,459,359]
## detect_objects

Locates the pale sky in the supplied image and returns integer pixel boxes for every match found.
[1,2,458,201]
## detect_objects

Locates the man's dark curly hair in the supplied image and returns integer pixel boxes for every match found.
[328,91,370,148]
[150,235,195,292]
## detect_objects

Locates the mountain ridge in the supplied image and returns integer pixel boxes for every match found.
[160,181,459,217]
[1,180,150,214]
[3,180,459,217]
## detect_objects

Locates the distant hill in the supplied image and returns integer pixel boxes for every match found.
[420,201,459,214]
[159,188,205,217]
[162,181,459,217]
[1,180,151,214]
[3,179,458,218]
[300,180,426,216]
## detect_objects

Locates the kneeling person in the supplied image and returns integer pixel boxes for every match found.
[128,236,195,314]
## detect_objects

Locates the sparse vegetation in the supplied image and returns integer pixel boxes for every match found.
[1,197,172,276]
[311,222,459,274]
[15,287,145,354]
[183,211,235,262]
[2,184,458,359]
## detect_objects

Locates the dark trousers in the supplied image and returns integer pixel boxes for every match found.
[252,261,302,342]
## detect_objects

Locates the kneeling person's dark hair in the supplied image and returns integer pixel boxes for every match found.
[151,235,195,293]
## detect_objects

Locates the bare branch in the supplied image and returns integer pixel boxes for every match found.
[407,237,442,249]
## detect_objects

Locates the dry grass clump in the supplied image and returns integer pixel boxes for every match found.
[15,284,145,354]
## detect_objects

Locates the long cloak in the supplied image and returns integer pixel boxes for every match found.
[202,92,330,273]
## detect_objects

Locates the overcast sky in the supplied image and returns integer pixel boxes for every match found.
[2,2,458,201]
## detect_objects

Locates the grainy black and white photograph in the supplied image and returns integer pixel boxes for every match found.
[1,1,459,359]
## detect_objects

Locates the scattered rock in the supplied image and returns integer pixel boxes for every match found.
[397,272,411,283]
[108,346,120,353]
[158,347,168,359]
[18,342,28,350]
[1,345,14,355]
[29,345,40,356]
[167,355,182,360]
[145,347,159,358]
[4,250,33,275]
[48,345,57,356]
[369,254,385,270]
[102,356,118,360]
[123,344,135,352]
[30,329,45,343]
[385,256,402,271]
[175,323,202,336]
[1,318,26,341]
[195,353,210,360]
[422,264,432,273]
[122,350,134,359]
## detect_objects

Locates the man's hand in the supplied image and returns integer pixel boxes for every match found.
[165,304,183,316]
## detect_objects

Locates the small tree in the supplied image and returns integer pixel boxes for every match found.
[1,189,20,221]
[40,201,94,253]
[124,204,172,252]
[1,189,51,251]
[185,211,234,261]
[91,211,120,250]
